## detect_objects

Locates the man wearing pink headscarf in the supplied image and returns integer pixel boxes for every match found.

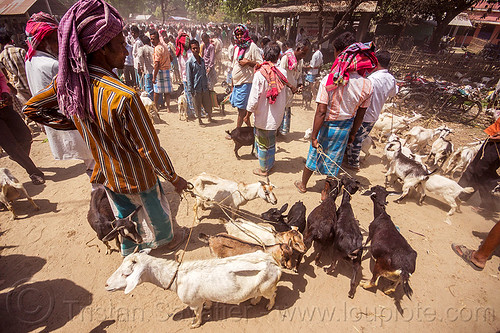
[24,0,188,256]
[25,12,94,176]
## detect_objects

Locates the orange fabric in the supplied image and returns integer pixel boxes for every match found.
[485,118,500,136]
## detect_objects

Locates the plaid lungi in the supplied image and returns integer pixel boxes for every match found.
[154,69,172,93]
[305,119,354,176]
[254,127,276,172]
[104,180,174,256]
[279,107,291,135]
[346,121,375,167]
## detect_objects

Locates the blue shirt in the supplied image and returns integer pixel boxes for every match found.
[186,56,209,93]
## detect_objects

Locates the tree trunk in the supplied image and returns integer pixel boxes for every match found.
[429,10,461,53]
[317,0,324,41]
[317,0,364,44]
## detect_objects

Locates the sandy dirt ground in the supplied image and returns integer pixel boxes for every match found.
[0,90,499,333]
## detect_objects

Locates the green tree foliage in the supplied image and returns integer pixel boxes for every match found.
[377,0,499,52]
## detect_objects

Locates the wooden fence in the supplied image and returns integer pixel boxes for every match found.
[389,49,500,82]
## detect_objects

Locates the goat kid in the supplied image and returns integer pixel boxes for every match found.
[189,173,277,223]
[361,186,417,299]
[178,92,188,121]
[223,218,306,254]
[374,112,422,142]
[427,127,454,168]
[404,125,450,153]
[225,127,255,159]
[87,187,143,254]
[325,176,363,299]
[105,250,282,328]
[417,174,475,224]
[385,141,433,203]
[139,92,160,124]
[198,232,293,269]
[299,178,341,270]
[261,201,307,234]
[0,168,39,219]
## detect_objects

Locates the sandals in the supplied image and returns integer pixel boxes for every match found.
[30,174,45,185]
[162,228,188,252]
[451,243,484,271]
[253,168,268,177]
[294,180,306,194]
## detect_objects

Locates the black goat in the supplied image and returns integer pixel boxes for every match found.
[225,127,255,159]
[325,176,362,299]
[87,187,143,254]
[298,178,341,270]
[261,201,307,234]
[361,185,417,299]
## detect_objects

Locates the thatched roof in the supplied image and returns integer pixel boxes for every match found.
[248,0,377,15]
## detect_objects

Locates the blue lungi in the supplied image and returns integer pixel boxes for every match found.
[104,181,174,256]
[305,119,354,176]
[230,83,252,110]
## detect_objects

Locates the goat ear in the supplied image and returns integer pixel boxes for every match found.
[279,203,288,213]
[139,248,151,254]
[124,264,143,294]
[361,190,373,196]
[258,180,266,186]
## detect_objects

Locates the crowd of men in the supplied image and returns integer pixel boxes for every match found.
[0,0,498,268]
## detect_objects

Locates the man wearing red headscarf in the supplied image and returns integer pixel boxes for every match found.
[25,12,94,177]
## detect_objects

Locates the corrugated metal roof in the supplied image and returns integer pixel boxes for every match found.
[249,1,377,14]
[0,0,38,15]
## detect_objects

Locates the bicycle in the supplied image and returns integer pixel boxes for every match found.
[434,86,482,124]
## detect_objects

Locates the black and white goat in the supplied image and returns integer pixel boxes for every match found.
[385,140,434,203]
[361,186,417,299]
[427,127,453,168]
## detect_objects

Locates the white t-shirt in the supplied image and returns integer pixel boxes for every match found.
[247,66,288,130]
[316,73,373,121]
[363,69,398,123]
[178,50,193,82]
[308,49,323,76]
[231,42,263,86]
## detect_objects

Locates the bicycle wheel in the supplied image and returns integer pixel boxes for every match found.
[461,101,482,124]
[400,92,430,113]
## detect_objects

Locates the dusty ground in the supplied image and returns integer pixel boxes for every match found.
[0,89,499,333]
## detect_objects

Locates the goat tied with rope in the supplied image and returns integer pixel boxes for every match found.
[188,172,277,223]
[105,249,281,328]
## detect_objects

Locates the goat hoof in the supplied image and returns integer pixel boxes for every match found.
[360,282,375,290]
[348,292,355,299]
[190,322,201,329]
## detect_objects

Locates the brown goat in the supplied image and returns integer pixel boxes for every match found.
[198,232,294,269]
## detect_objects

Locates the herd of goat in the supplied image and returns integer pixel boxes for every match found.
[0,103,490,328]
[104,107,490,327]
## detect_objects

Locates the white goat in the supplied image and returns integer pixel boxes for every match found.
[427,128,454,168]
[360,135,376,161]
[384,134,426,165]
[373,112,422,142]
[139,92,160,124]
[404,125,450,153]
[417,174,475,224]
[443,141,482,176]
[189,173,277,223]
[0,168,39,219]
[105,249,281,328]
[178,92,188,121]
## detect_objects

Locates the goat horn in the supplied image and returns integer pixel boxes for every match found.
[128,206,143,219]
[266,175,270,184]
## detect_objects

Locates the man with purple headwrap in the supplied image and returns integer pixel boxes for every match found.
[24,0,188,256]
[25,12,94,177]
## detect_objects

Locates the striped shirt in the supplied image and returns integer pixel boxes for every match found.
[23,65,178,193]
